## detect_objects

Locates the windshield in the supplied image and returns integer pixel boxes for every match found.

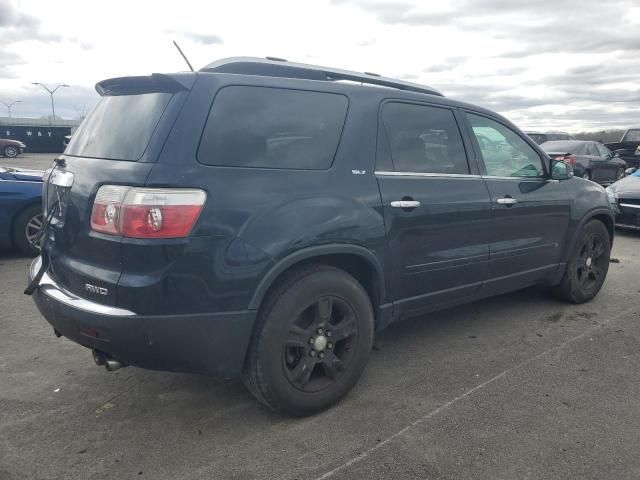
[622,130,640,142]
[540,141,584,154]
[65,93,172,161]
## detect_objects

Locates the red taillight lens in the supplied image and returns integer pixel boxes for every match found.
[91,186,206,238]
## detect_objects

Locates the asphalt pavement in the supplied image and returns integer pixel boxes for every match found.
[1,153,640,479]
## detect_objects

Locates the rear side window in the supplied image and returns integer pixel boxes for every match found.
[527,133,547,144]
[66,93,172,161]
[198,86,348,169]
[622,130,640,142]
[381,102,469,174]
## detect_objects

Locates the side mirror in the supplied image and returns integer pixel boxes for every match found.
[550,159,572,180]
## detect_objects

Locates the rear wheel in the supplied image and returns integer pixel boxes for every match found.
[555,220,610,303]
[12,204,43,256]
[614,168,625,181]
[243,264,374,416]
[4,145,19,158]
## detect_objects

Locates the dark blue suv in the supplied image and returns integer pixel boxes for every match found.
[28,57,615,415]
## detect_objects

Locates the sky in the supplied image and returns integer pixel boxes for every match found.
[0,0,639,132]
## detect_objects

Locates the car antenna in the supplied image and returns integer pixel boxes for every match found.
[173,40,194,72]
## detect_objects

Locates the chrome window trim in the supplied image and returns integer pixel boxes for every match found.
[620,203,640,209]
[30,257,136,317]
[374,171,482,179]
[481,175,547,181]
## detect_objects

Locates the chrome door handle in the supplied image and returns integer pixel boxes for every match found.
[496,197,518,205]
[391,200,421,208]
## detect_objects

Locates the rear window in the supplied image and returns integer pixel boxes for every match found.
[197,86,348,169]
[540,141,584,154]
[65,93,172,161]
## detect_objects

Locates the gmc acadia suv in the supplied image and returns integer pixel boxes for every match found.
[27,57,615,416]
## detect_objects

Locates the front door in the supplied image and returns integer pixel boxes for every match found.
[375,101,492,317]
[463,112,571,292]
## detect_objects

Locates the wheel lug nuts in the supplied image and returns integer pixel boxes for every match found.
[327,342,333,349]
[310,350,316,357]
[317,328,323,334]
[319,352,325,359]
[326,331,332,337]
[309,338,315,344]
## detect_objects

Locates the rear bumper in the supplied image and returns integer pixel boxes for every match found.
[29,257,256,377]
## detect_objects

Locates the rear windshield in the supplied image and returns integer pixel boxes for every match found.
[623,130,640,142]
[65,93,172,161]
[197,86,348,170]
[540,141,584,154]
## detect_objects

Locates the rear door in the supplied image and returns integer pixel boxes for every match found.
[375,101,491,317]
[42,75,190,307]
[463,112,570,292]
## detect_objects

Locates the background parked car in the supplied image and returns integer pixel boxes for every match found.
[605,128,640,169]
[540,140,626,185]
[525,131,575,144]
[606,169,640,230]
[0,166,44,256]
[0,138,27,158]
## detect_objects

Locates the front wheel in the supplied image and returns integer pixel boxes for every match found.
[614,168,625,182]
[555,220,610,303]
[12,204,43,256]
[4,145,19,158]
[243,265,374,416]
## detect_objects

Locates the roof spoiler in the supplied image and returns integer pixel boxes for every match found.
[95,73,195,96]
[200,57,443,97]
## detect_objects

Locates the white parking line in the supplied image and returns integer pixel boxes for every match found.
[314,305,636,480]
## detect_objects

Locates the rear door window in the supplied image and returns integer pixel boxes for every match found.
[381,102,469,174]
[66,93,172,161]
[466,113,544,178]
[197,86,348,170]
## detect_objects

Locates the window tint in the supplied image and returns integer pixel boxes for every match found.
[381,103,469,174]
[66,93,172,161]
[585,143,599,156]
[596,143,611,157]
[467,113,544,178]
[622,130,640,142]
[198,86,348,169]
[527,133,547,144]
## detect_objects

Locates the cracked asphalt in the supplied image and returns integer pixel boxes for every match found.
[2,155,640,479]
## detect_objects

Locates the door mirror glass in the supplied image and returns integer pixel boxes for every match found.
[551,159,572,180]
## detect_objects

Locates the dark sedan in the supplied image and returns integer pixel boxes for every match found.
[0,166,44,255]
[540,140,627,185]
[607,170,640,230]
[0,138,27,158]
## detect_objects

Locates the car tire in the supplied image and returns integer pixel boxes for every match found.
[4,146,19,158]
[12,204,43,257]
[242,264,374,416]
[615,168,625,181]
[555,220,610,304]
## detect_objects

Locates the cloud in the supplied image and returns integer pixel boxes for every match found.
[0,0,61,42]
[168,30,223,45]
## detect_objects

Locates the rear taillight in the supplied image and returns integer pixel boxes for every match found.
[91,186,206,238]
[555,154,577,166]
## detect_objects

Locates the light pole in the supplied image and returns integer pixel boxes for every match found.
[31,83,69,124]
[0,100,22,119]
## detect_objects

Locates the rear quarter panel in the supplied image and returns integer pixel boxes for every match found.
[140,75,389,314]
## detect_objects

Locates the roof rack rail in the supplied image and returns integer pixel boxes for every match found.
[200,57,443,97]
